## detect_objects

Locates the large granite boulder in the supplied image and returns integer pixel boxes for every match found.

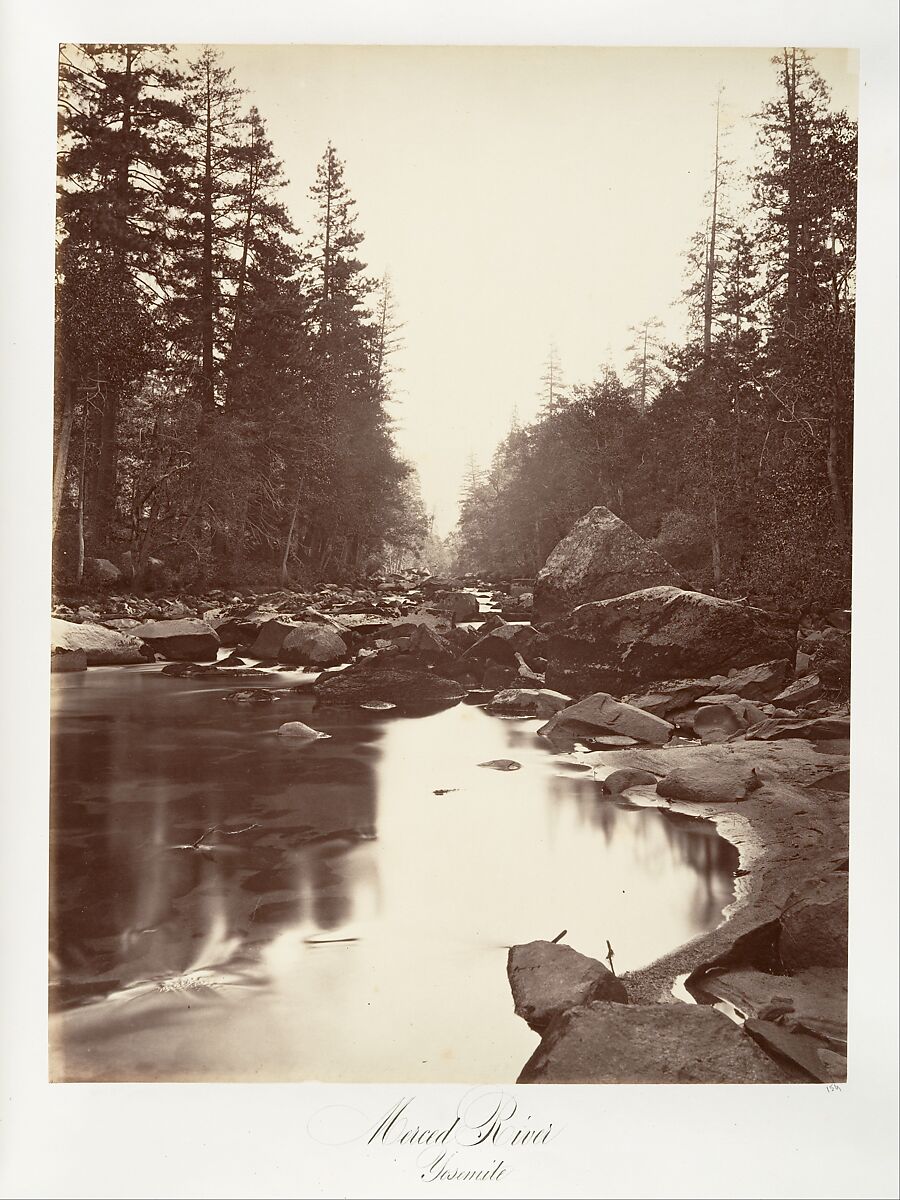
[534,506,684,620]
[538,691,673,745]
[313,662,465,712]
[656,760,763,804]
[50,617,145,666]
[544,587,796,698]
[132,618,220,662]
[507,940,627,1033]
[517,1000,790,1083]
[280,624,348,666]
[778,875,848,972]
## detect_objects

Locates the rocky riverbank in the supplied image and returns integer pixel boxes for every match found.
[50,523,851,1085]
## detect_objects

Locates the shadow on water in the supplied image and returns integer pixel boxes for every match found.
[50,667,738,1082]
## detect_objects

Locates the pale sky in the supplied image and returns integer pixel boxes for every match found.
[203,46,858,532]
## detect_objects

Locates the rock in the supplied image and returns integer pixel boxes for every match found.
[517,1001,790,1084]
[313,662,465,712]
[100,617,142,632]
[487,688,571,718]
[280,623,348,666]
[539,692,673,745]
[50,647,87,673]
[507,940,628,1033]
[779,876,848,971]
[83,557,121,585]
[247,619,296,659]
[693,966,847,1051]
[359,700,397,711]
[744,715,851,741]
[478,759,521,771]
[534,506,685,619]
[624,680,713,718]
[744,1020,846,1083]
[771,674,824,708]
[441,592,481,621]
[580,734,641,749]
[808,768,851,793]
[132,618,220,662]
[224,689,280,703]
[544,587,796,698]
[50,617,145,665]
[693,702,760,743]
[722,659,791,701]
[656,761,763,804]
[601,768,660,794]
[276,721,323,740]
[483,664,517,689]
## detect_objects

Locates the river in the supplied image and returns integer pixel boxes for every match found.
[49,661,738,1082]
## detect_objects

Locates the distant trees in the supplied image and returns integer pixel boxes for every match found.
[453,49,856,609]
[55,44,418,588]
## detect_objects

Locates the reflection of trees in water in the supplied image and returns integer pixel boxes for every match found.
[546,774,738,928]
[50,711,382,1005]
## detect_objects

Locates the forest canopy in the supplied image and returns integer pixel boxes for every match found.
[451,49,856,610]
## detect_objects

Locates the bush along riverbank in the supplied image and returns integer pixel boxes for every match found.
[49,509,850,1084]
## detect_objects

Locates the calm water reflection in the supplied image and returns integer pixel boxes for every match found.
[50,665,737,1082]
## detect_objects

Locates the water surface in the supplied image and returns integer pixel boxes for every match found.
[50,665,737,1082]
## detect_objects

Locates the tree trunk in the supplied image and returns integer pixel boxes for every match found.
[52,382,77,538]
[826,414,850,543]
[280,486,302,584]
[199,58,216,431]
[703,93,721,364]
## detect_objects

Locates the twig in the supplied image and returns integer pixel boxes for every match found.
[551,929,567,944]
[606,940,616,976]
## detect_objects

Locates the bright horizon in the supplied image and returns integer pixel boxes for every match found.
[189,47,856,534]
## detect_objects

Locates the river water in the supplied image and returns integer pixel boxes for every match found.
[50,663,738,1082]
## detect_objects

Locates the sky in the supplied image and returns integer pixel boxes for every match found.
[200,46,859,533]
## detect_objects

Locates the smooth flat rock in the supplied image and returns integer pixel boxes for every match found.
[487,688,572,718]
[534,506,684,619]
[744,715,850,741]
[507,941,627,1033]
[744,1019,846,1083]
[696,967,847,1049]
[51,617,145,665]
[276,721,323,740]
[722,659,791,701]
[771,674,824,708]
[539,691,673,745]
[518,1001,790,1083]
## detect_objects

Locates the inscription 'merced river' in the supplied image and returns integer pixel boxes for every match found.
[50,665,737,1082]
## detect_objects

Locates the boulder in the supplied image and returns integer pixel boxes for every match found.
[656,761,763,804]
[534,506,685,619]
[133,618,220,662]
[779,876,848,971]
[743,1019,846,1083]
[722,659,791,701]
[693,701,765,744]
[771,675,824,708]
[50,647,87,673]
[507,940,627,1033]
[692,966,847,1051]
[50,617,145,666]
[517,1001,790,1084]
[280,624,348,666]
[624,679,714,718]
[601,768,660,794]
[441,592,481,621]
[539,692,673,746]
[544,587,796,698]
[83,557,121,586]
[247,619,296,659]
[313,662,465,712]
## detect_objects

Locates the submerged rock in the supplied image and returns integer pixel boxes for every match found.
[276,721,324,740]
[517,1000,790,1083]
[601,768,661,794]
[486,688,572,718]
[544,587,796,698]
[534,506,684,620]
[478,759,521,771]
[51,617,145,665]
[507,940,627,1033]
[313,662,465,712]
[133,617,220,662]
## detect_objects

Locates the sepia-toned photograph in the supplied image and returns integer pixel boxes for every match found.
[47,42,860,1089]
